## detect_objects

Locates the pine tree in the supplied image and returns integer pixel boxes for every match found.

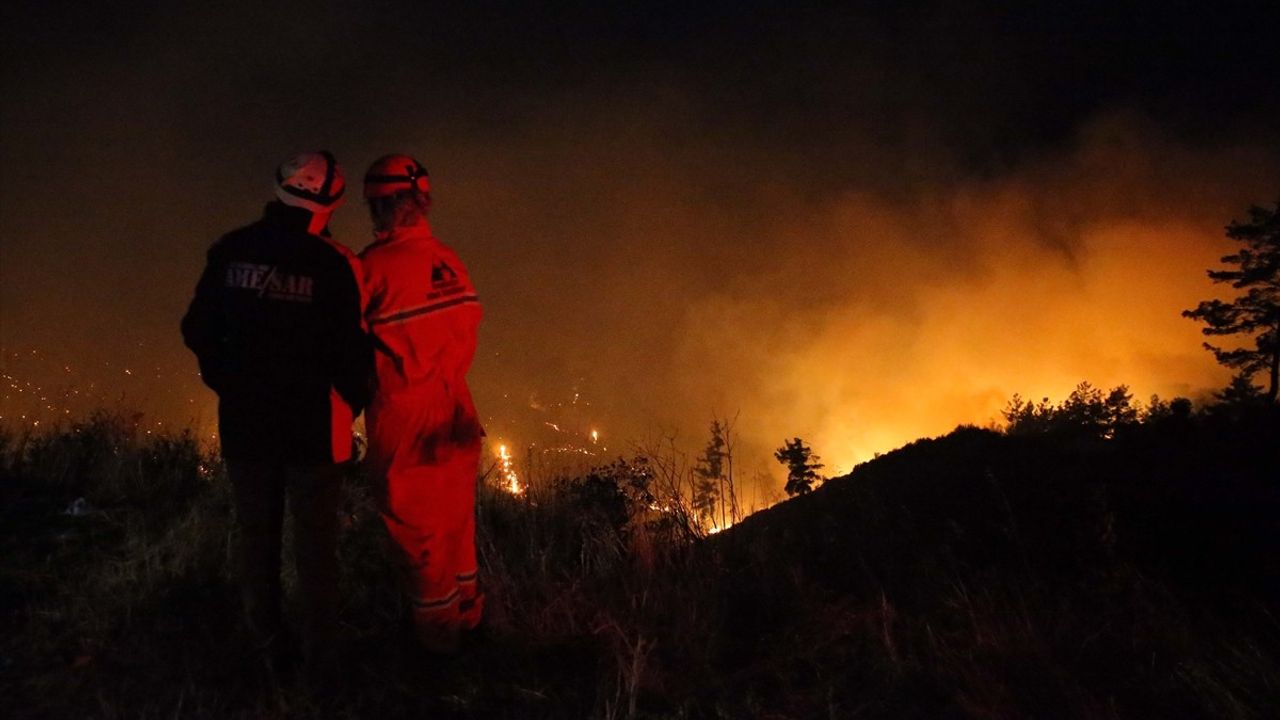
[692,421,726,528]
[1002,394,1056,435]
[1214,371,1266,407]
[1058,381,1107,434]
[1004,383,1139,437]
[1183,201,1280,403]
[1102,385,1139,435]
[774,437,823,497]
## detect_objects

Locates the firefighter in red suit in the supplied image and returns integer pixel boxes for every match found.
[359,154,485,653]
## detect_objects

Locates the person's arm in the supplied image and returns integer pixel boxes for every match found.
[327,252,373,415]
[180,243,229,393]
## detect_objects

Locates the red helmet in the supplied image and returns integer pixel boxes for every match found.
[364,154,430,199]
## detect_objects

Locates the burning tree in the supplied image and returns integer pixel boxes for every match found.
[1183,200,1280,403]
[775,437,823,497]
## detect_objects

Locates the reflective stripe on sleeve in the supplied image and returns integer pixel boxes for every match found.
[369,294,479,327]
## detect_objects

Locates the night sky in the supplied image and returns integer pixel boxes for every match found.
[2,1,1278,504]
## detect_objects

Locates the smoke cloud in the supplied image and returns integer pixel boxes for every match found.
[412,104,1278,506]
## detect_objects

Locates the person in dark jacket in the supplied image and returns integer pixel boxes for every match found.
[181,151,370,679]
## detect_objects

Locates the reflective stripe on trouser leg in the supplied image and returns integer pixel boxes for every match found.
[414,588,460,619]
[453,442,484,630]
[457,569,484,629]
[378,435,483,640]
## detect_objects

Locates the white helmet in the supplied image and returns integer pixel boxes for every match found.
[275,151,346,212]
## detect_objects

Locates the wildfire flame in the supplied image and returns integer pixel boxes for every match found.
[706,518,734,535]
[496,443,522,495]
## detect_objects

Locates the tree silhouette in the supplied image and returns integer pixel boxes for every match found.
[774,437,823,497]
[1003,382,1141,438]
[692,421,725,527]
[691,416,741,529]
[1183,201,1280,403]
[1103,385,1139,433]
[1214,371,1266,408]
[1058,381,1108,435]
[1002,394,1056,435]
[1143,394,1192,423]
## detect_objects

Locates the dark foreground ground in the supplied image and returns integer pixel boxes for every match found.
[1,406,1277,719]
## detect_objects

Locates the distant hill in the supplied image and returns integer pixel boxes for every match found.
[704,410,1280,717]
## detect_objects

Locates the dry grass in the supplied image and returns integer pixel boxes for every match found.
[2,409,1278,718]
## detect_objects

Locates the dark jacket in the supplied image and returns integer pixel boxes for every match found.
[182,202,371,464]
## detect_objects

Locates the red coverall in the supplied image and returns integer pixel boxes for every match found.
[359,223,484,650]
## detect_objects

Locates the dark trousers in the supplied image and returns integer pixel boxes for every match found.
[227,460,341,667]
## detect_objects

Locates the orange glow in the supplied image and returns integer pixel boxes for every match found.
[706,518,734,535]
[496,444,522,495]
[4,115,1275,511]
[657,117,1274,485]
